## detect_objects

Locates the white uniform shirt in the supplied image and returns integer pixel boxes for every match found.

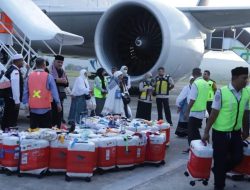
[188,77,206,119]
[212,83,249,111]
[10,65,20,104]
[176,84,191,107]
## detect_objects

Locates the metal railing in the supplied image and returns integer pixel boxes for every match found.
[209,27,250,63]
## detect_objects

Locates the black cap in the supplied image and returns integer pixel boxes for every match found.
[231,67,248,76]
[54,54,64,61]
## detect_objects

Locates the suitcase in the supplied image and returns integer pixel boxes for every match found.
[49,136,70,172]
[156,121,170,146]
[116,135,138,168]
[97,137,116,170]
[66,140,95,182]
[233,140,250,175]
[185,140,213,186]
[19,139,50,177]
[134,133,147,165]
[2,135,20,172]
[145,132,166,164]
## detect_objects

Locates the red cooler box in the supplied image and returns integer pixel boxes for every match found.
[145,132,166,164]
[89,138,99,171]
[49,138,69,172]
[233,140,250,175]
[156,121,170,146]
[2,136,20,172]
[66,140,95,179]
[20,139,50,175]
[134,133,147,165]
[116,136,138,168]
[0,133,8,168]
[187,140,213,180]
[97,137,116,170]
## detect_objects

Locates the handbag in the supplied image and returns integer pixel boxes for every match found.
[122,93,131,104]
[84,94,91,100]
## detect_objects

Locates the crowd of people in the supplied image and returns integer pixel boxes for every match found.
[0,53,249,190]
[0,54,177,130]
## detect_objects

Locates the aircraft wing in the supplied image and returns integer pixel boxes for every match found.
[179,6,250,30]
[0,0,84,45]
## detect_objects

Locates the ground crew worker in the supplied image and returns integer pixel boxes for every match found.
[203,70,217,116]
[136,72,154,121]
[94,68,108,116]
[50,55,69,128]
[184,68,209,147]
[155,67,174,125]
[23,58,62,129]
[1,54,24,131]
[202,67,249,190]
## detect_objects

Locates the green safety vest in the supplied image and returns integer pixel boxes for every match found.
[191,78,209,112]
[207,80,215,101]
[246,86,250,109]
[212,86,249,132]
[94,76,107,98]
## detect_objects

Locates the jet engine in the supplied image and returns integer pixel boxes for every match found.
[95,0,204,81]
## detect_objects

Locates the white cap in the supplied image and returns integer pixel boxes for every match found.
[189,76,194,80]
[114,71,123,78]
[12,54,23,61]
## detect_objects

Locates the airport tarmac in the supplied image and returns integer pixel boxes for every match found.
[0,81,249,190]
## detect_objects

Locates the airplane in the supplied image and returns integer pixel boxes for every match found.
[3,0,250,82]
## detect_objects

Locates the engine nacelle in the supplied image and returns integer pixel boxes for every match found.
[95,0,204,81]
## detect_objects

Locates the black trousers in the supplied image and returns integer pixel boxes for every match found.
[175,122,188,137]
[156,98,172,124]
[187,117,202,145]
[1,98,19,131]
[136,101,152,121]
[51,99,64,128]
[30,111,52,129]
[212,129,243,189]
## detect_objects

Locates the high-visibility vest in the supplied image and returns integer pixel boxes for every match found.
[94,76,107,98]
[191,78,209,112]
[212,86,249,132]
[207,80,215,101]
[28,71,51,109]
[246,86,250,110]
[0,13,13,33]
[139,81,152,101]
[155,75,170,95]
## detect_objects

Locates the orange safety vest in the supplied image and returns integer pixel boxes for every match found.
[0,13,13,33]
[28,71,52,109]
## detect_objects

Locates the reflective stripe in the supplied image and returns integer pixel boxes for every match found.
[140,82,149,100]
[28,71,52,109]
[207,80,215,101]
[155,76,169,95]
